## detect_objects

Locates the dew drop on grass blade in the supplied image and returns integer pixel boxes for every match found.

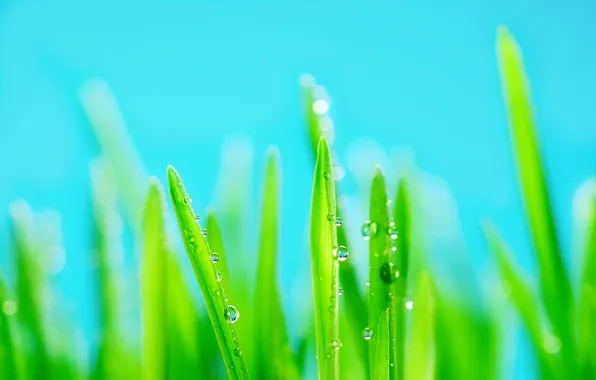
[253,148,299,379]
[309,137,340,379]
[406,272,435,380]
[496,26,574,370]
[167,165,249,380]
[367,168,398,379]
[302,77,368,372]
[141,179,168,380]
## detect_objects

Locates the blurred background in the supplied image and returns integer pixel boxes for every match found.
[0,1,595,378]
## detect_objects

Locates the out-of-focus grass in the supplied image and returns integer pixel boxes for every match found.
[0,26,593,380]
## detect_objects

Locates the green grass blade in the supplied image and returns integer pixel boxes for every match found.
[206,211,232,297]
[253,147,296,379]
[9,200,49,380]
[89,159,127,380]
[482,220,559,378]
[406,272,435,380]
[0,274,18,380]
[578,190,596,376]
[302,76,368,371]
[392,177,411,379]
[141,180,168,380]
[496,26,574,364]
[167,165,249,380]
[79,79,147,233]
[367,168,396,379]
[371,309,390,380]
[309,137,340,379]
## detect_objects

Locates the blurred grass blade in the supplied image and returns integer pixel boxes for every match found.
[0,274,18,380]
[392,177,411,378]
[406,272,435,380]
[578,189,596,376]
[9,200,49,380]
[371,309,390,380]
[79,78,147,233]
[302,76,368,370]
[141,180,168,380]
[167,166,249,379]
[89,159,127,380]
[253,148,297,379]
[482,219,559,377]
[367,168,397,379]
[496,26,574,363]
[309,137,340,379]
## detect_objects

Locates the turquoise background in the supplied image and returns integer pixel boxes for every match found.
[0,1,595,378]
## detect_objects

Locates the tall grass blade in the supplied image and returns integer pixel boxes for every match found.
[392,177,411,378]
[89,159,127,380]
[496,26,574,369]
[578,189,596,377]
[302,77,368,370]
[253,148,297,379]
[309,137,340,379]
[482,220,558,378]
[406,272,435,380]
[371,309,390,380]
[141,180,168,380]
[167,165,249,379]
[9,200,49,380]
[367,168,397,379]
[79,79,147,232]
[0,274,18,380]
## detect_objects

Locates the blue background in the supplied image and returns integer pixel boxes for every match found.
[0,1,595,378]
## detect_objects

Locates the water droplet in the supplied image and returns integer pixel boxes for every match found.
[387,199,393,206]
[338,287,344,296]
[202,228,208,237]
[183,195,192,205]
[328,305,335,313]
[211,253,220,263]
[361,221,377,240]
[224,306,240,323]
[195,214,200,223]
[390,363,395,367]
[234,347,242,357]
[379,262,400,284]
[543,335,561,354]
[312,99,330,115]
[323,171,330,180]
[405,301,414,310]
[365,281,370,287]
[335,217,342,227]
[225,297,229,302]
[363,327,373,340]
[331,339,342,350]
[327,213,334,222]
[387,221,398,239]
[325,353,332,359]
[216,271,222,281]
[387,293,394,301]
[2,300,17,316]
[335,246,348,262]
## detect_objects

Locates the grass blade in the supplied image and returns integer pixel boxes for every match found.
[578,188,596,377]
[302,76,368,371]
[0,274,18,380]
[167,165,249,379]
[253,148,297,379]
[141,180,168,380]
[371,309,390,380]
[392,177,411,378]
[482,220,559,378]
[367,168,396,379]
[9,200,49,380]
[406,272,435,380]
[309,137,340,379]
[496,26,574,366]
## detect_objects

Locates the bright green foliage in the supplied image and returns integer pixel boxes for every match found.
[167,166,250,379]
[141,180,168,380]
[406,273,435,380]
[0,274,18,380]
[309,137,341,379]
[497,26,575,374]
